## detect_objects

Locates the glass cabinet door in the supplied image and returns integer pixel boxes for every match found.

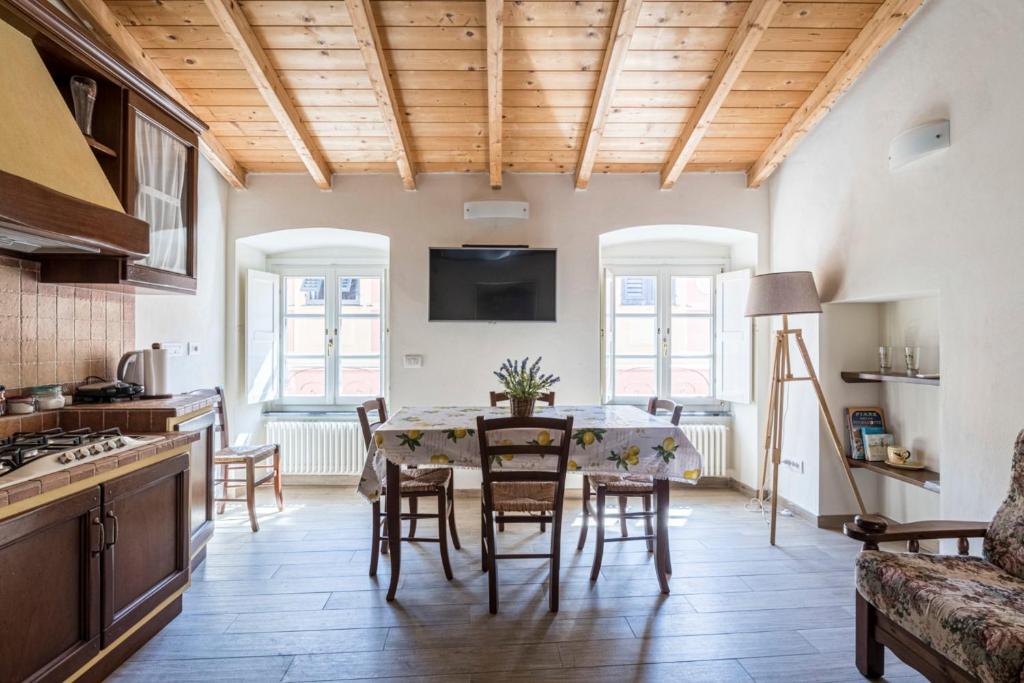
[133,114,189,275]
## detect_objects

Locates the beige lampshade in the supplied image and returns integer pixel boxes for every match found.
[745,271,823,317]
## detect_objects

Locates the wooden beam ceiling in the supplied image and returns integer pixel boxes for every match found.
[747,0,926,187]
[344,0,416,190]
[660,0,783,190]
[486,0,502,189]
[62,0,246,188]
[203,0,331,189]
[575,0,644,191]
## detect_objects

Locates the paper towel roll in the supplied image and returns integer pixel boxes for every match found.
[144,344,171,397]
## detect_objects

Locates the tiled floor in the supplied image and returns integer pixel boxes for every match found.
[109,486,924,682]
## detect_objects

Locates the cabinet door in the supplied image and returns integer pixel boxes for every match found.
[176,410,216,559]
[124,93,199,293]
[0,487,103,683]
[101,453,189,647]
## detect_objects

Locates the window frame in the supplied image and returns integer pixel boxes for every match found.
[270,262,388,411]
[601,261,725,409]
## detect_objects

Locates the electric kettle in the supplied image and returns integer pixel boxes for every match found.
[116,343,172,397]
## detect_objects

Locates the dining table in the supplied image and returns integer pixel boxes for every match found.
[357,404,704,599]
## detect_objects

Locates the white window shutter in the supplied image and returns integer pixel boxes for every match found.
[715,269,753,403]
[601,268,614,403]
[246,269,280,404]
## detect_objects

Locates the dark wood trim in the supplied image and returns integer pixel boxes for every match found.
[0,170,149,257]
[0,0,205,133]
[857,592,979,682]
[844,516,988,547]
[846,457,940,490]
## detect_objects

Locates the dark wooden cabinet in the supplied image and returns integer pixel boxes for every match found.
[0,0,206,294]
[101,453,190,646]
[121,93,200,294]
[0,487,103,683]
[0,453,189,682]
[175,411,216,565]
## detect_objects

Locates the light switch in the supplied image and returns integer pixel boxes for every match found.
[403,354,424,369]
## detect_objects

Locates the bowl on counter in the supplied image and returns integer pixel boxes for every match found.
[27,384,66,411]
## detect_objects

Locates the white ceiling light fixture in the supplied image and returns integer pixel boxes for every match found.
[464,201,529,220]
[889,119,950,171]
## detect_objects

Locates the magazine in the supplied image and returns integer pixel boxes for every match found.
[845,407,886,460]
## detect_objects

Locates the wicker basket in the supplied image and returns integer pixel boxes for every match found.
[509,396,536,417]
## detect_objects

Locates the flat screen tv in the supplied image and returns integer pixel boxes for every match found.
[429,248,556,321]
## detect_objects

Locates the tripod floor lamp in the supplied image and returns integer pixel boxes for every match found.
[744,271,866,545]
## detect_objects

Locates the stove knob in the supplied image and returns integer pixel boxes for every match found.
[91,445,103,455]
[74,449,88,460]
[57,453,74,464]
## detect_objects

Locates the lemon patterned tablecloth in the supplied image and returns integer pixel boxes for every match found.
[356,405,703,502]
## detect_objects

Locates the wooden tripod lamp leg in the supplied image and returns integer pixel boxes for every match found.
[769,335,787,546]
[758,333,784,508]
[793,331,867,515]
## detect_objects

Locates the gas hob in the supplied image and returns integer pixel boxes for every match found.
[0,428,163,489]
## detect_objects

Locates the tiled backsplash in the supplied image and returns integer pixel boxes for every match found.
[0,255,135,394]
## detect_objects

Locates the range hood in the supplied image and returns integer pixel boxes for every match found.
[0,16,149,258]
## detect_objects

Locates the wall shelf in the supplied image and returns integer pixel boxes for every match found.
[841,371,939,386]
[847,457,940,492]
[84,135,117,158]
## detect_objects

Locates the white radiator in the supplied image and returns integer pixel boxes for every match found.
[266,421,366,475]
[681,424,729,477]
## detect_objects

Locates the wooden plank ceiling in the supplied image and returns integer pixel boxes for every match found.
[97,0,921,189]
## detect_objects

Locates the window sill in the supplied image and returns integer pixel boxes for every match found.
[263,410,358,421]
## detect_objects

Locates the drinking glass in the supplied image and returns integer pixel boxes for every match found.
[70,76,97,136]
[904,346,921,376]
[878,346,893,373]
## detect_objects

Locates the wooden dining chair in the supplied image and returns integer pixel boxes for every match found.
[576,397,681,580]
[212,386,284,532]
[359,397,461,579]
[489,390,556,533]
[477,414,573,614]
[489,390,556,408]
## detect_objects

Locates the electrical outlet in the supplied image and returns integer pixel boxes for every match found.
[188,342,200,356]
[403,354,423,369]
[162,342,186,357]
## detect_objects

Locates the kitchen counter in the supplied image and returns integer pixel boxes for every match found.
[0,431,199,515]
[63,393,216,415]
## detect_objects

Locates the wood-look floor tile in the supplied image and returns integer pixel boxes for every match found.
[738,651,925,682]
[686,586,853,613]
[740,571,852,591]
[384,616,634,651]
[558,631,817,668]
[282,643,564,681]
[626,606,854,639]
[187,576,388,597]
[473,659,754,682]
[109,655,294,682]
[227,605,470,634]
[132,628,387,661]
[112,487,877,682]
[182,592,330,614]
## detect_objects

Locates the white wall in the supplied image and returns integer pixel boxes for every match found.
[767,0,1024,526]
[225,172,770,448]
[135,158,228,393]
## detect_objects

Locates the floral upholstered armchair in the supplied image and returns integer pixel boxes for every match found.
[844,430,1024,683]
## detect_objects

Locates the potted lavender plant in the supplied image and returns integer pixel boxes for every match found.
[494,357,560,417]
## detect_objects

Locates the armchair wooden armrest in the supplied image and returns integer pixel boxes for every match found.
[844,514,989,553]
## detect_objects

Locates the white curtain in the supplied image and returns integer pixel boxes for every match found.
[134,116,188,274]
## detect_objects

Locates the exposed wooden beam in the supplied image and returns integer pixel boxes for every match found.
[486,0,503,189]
[61,0,247,189]
[204,0,331,190]
[747,0,925,188]
[345,0,416,190]
[660,0,783,190]
[575,0,644,191]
